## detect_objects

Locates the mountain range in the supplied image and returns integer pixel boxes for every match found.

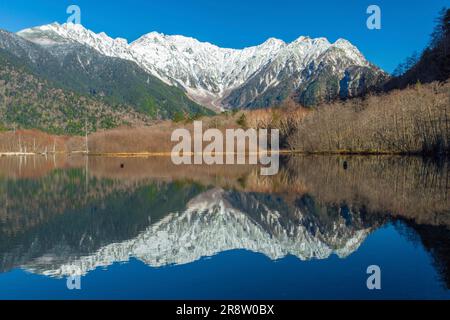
[18,23,388,109]
[0,22,388,133]
[0,26,210,133]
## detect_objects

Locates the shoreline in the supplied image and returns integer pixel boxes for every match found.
[1,150,447,157]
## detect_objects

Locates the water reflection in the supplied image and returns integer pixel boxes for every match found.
[0,155,449,294]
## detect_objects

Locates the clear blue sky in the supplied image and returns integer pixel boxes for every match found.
[0,0,448,72]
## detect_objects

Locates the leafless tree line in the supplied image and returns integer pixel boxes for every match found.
[287,82,450,155]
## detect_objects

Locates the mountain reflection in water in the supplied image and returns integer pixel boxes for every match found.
[0,155,449,298]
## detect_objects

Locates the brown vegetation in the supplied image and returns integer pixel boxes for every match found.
[0,82,448,156]
[0,129,75,154]
[288,82,450,155]
[76,102,308,154]
[244,98,310,145]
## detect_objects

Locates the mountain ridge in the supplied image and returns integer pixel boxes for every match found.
[0,28,212,133]
[18,22,388,110]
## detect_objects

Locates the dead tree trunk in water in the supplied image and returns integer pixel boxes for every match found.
[85,119,89,154]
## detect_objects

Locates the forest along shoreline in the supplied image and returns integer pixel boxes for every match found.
[1,81,449,158]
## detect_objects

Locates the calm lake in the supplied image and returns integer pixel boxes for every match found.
[0,155,449,300]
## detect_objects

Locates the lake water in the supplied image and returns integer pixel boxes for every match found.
[0,155,449,300]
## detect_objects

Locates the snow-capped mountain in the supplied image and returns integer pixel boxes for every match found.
[22,188,375,277]
[0,27,208,123]
[17,23,388,110]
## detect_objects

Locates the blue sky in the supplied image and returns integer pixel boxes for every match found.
[0,0,448,72]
